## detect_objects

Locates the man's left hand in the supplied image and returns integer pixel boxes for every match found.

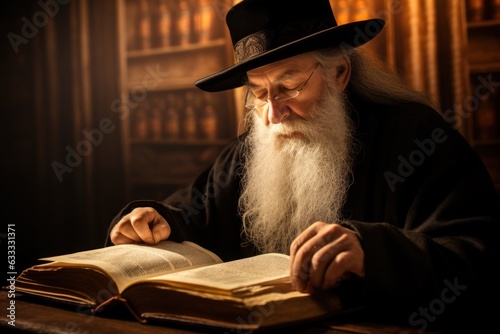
[289,221,365,293]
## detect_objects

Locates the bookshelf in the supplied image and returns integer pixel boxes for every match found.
[117,0,238,201]
[464,0,500,190]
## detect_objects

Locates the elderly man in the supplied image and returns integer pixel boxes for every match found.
[107,0,499,331]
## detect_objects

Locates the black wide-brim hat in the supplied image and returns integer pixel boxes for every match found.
[195,0,385,92]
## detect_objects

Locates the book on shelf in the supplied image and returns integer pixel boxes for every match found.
[11,240,347,331]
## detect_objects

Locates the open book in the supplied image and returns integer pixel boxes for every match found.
[14,241,345,331]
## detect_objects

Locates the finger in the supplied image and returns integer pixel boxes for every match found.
[110,230,139,245]
[304,228,347,291]
[110,219,143,244]
[149,215,171,243]
[321,251,355,289]
[290,224,328,292]
[110,212,142,244]
[128,208,159,244]
[291,224,356,292]
[290,240,314,292]
[319,232,365,290]
[325,227,365,278]
[290,222,325,260]
[110,213,171,245]
[308,239,340,289]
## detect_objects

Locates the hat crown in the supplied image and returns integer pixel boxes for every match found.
[227,0,337,47]
[195,0,384,92]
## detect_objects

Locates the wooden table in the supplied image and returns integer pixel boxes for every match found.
[0,291,443,334]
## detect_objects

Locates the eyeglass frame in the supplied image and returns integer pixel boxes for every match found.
[244,62,320,111]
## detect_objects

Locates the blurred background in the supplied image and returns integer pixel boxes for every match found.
[1,0,499,279]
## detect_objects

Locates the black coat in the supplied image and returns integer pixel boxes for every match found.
[107,98,500,332]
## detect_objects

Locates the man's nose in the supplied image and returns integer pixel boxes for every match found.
[267,99,290,125]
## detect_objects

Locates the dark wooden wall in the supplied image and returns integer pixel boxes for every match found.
[1,0,126,281]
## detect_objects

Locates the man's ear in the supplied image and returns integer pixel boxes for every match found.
[335,57,351,92]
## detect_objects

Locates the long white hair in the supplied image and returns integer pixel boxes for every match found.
[313,47,437,109]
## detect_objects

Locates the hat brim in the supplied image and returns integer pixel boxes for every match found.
[195,19,385,92]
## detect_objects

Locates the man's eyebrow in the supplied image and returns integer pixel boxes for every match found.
[247,68,302,89]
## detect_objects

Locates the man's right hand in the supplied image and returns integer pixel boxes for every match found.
[110,207,171,245]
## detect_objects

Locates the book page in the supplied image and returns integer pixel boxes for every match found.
[39,241,222,292]
[145,253,291,292]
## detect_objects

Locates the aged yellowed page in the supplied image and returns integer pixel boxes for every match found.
[144,253,291,292]
[38,241,222,292]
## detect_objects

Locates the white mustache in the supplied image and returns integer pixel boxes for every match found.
[267,117,311,138]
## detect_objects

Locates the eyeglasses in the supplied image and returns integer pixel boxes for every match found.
[245,63,320,111]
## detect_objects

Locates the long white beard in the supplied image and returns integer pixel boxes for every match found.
[239,88,355,254]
